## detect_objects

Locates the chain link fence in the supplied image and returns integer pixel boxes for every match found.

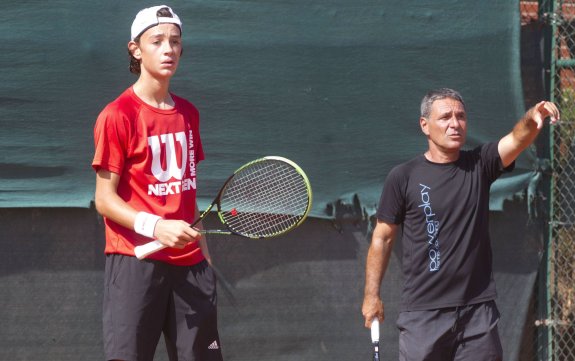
[521,1,575,360]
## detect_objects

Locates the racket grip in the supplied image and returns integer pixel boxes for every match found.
[371,319,380,343]
[134,240,166,260]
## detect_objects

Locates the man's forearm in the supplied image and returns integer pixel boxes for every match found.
[364,222,396,298]
[512,107,541,148]
[362,231,395,326]
[364,242,385,298]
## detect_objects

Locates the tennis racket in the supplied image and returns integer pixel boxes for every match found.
[371,319,380,361]
[134,156,312,259]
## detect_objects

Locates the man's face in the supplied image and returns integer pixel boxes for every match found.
[420,97,467,153]
[132,23,182,79]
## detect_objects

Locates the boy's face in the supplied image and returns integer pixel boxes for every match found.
[131,23,182,79]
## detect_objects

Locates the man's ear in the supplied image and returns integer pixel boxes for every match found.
[420,117,430,135]
[128,41,142,60]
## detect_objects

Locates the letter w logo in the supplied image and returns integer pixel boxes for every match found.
[148,132,188,182]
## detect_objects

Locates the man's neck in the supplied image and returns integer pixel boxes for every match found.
[424,148,460,163]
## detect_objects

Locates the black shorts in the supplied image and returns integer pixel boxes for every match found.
[396,300,503,361]
[103,255,223,361]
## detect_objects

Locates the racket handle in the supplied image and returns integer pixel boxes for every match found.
[371,319,380,360]
[371,319,380,343]
[134,240,166,260]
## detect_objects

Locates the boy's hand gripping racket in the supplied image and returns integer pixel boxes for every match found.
[371,319,380,361]
[134,156,312,259]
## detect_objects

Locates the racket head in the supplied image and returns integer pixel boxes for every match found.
[214,156,312,238]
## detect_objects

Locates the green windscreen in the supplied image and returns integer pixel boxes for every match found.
[0,1,528,217]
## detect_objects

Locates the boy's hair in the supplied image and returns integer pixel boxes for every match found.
[128,7,181,75]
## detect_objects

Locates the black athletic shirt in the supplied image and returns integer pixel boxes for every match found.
[376,142,514,311]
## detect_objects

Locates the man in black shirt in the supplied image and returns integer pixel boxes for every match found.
[362,88,560,360]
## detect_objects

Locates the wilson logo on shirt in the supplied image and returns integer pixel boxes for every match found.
[419,184,441,272]
[147,131,198,196]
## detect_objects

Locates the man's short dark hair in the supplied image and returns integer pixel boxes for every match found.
[420,88,466,118]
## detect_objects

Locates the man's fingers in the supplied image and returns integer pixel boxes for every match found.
[364,314,384,329]
[362,297,384,328]
[534,101,560,126]
[545,102,560,124]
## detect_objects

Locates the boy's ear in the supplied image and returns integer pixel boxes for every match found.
[128,41,142,60]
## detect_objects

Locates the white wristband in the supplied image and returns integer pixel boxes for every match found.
[134,212,162,238]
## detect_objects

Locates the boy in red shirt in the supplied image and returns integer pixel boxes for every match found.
[92,5,223,360]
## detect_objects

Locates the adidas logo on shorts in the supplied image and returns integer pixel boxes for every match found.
[208,340,219,350]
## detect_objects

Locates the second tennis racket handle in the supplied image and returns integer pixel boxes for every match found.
[371,319,380,343]
[371,319,380,361]
[134,240,167,259]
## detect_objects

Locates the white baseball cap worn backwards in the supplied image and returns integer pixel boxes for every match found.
[130,5,182,41]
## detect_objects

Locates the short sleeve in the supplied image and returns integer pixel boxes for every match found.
[376,165,407,225]
[480,142,515,184]
[92,105,130,174]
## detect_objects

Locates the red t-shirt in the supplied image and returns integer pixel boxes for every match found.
[92,87,205,266]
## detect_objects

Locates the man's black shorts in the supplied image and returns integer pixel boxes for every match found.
[396,300,502,361]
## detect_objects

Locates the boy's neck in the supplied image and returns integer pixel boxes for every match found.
[133,75,174,109]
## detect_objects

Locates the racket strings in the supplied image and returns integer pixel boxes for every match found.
[222,165,308,234]
[219,160,310,237]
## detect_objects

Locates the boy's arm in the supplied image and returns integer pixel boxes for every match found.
[94,169,200,248]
